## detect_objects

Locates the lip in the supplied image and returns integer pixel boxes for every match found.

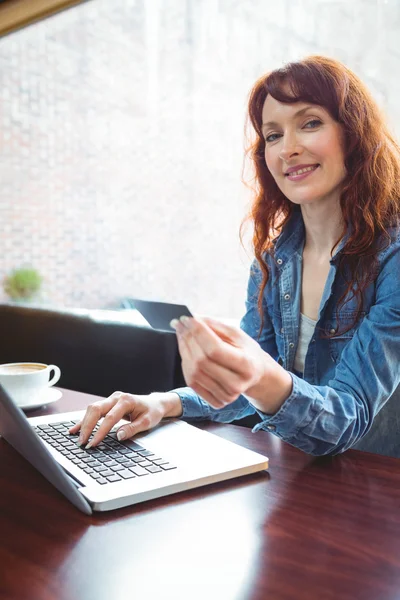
[285,164,320,182]
[284,163,319,175]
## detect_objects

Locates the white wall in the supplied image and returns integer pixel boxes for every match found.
[0,0,398,318]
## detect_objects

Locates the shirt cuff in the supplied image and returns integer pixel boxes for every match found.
[249,373,322,442]
[169,386,212,420]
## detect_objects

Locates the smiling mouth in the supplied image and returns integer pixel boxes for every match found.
[285,164,320,177]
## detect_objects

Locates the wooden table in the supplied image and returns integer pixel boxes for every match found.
[1,389,400,600]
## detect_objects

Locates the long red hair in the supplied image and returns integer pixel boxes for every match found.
[242,55,400,335]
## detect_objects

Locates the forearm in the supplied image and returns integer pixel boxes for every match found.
[245,357,293,415]
[247,373,377,456]
[152,392,183,418]
[167,386,258,423]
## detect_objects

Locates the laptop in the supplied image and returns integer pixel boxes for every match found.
[0,384,269,514]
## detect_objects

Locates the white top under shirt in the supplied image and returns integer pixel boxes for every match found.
[293,313,317,374]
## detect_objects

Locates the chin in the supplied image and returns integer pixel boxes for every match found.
[285,195,319,206]
[283,187,332,206]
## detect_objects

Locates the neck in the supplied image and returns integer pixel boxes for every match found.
[301,199,344,259]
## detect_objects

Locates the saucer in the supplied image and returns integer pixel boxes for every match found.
[19,388,63,411]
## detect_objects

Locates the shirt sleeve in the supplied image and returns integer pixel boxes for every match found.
[171,258,279,422]
[251,239,400,456]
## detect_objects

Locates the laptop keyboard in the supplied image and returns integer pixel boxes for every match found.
[33,420,176,485]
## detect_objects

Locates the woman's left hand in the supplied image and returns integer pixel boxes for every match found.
[171,315,272,409]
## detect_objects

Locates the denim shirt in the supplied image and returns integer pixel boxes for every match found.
[173,209,400,457]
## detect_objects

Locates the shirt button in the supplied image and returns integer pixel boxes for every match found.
[281,327,284,333]
[284,294,290,300]
[330,328,336,334]
[289,342,294,348]
[267,425,276,431]
[277,258,283,265]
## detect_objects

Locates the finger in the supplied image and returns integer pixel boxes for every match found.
[193,361,245,399]
[180,317,247,375]
[69,421,82,434]
[202,316,243,344]
[193,369,240,406]
[85,394,134,447]
[71,392,123,446]
[178,327,210,391]
[115,414,153,441]
[175,322,195,361]
[192,381,227,409]
[177,319,245,404]
[178,321,248,403]
[180,325,246,397]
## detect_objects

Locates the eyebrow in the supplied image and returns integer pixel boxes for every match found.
[261,105,319,131]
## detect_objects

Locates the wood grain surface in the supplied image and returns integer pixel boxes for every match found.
[1,388,400,600]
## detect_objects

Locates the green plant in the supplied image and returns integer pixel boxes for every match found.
[3,267,43,301]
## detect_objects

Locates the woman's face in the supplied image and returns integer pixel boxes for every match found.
[261,95,346,207]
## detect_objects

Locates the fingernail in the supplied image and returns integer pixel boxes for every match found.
[180,315,190,324]
[85,440,93,449]
[77,436,83,446]
[170,319,179,329]
[117,429,126,441]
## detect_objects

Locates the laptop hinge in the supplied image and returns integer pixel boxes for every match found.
[61,466,84,489]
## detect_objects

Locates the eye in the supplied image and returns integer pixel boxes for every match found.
[265,132,282,143]
[303,119,322,129]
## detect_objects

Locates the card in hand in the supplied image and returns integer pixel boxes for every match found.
[131,299,193,332]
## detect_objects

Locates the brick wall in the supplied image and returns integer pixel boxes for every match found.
[0,0,399,317]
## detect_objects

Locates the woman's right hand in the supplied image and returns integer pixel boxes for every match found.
[68,391,183,448]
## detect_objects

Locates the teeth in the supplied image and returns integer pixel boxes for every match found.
[288,165,317,176]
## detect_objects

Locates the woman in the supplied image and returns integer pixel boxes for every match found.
[72,56,400,456]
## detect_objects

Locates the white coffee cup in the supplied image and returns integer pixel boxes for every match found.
[0,362,61,407]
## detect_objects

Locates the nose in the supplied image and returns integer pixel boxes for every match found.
[278,133,302,162]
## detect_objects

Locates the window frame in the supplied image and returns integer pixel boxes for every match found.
[0,0,87,37]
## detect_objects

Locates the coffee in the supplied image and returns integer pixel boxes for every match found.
[0,362,61,408]
[0,363,46,375]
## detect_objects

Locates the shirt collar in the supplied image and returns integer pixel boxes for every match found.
[273,207,305,262]
[272,207,349,264]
